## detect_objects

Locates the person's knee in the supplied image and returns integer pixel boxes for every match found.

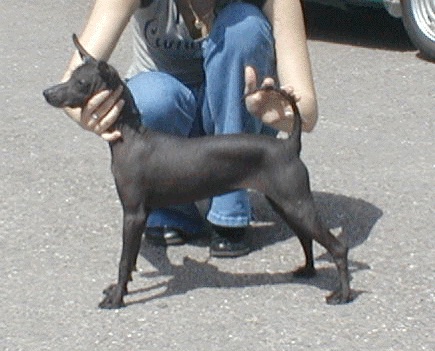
[127,72,184,118]
[126,72,196,134]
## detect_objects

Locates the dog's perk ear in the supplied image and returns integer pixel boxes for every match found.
[72,33,96,63]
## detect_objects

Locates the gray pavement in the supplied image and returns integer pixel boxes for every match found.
[1,1,434,350]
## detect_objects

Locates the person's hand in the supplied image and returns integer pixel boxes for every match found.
[65,85,124,141]
[244,66,299,129]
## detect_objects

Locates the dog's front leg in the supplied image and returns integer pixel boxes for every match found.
[99,207,147,309]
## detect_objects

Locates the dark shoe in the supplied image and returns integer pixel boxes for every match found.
[145,227,188,246]
[209,225,251,258]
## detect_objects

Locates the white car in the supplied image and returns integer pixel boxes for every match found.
[306,0,435,60]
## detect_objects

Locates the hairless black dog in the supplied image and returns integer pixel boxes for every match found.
[43,34,353,309]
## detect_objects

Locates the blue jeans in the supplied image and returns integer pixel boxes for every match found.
[126,3,276,233]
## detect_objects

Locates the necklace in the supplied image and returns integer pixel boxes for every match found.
[187,0,215,31]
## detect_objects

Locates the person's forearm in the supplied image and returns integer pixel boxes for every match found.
[263,0,318,132]
[62,0,139,83]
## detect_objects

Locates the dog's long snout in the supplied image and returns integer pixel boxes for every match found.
[43,85,65,108]
[43,87,56,105]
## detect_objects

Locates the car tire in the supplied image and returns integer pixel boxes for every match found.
[401,0,435,60]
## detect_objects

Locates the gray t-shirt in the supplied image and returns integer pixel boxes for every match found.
[127,0,205,85]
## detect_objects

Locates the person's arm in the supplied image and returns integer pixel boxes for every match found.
[245,0,318,133]
[62,0,140,141]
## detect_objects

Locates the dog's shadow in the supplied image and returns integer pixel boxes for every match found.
[130,192,382,306]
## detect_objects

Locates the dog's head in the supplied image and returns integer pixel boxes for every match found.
[43,34,122,109]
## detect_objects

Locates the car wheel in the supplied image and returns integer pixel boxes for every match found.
[401,0,435,60]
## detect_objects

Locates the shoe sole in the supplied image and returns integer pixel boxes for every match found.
[209,247,251,258]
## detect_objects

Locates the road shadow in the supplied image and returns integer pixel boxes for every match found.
[248,191,383,253]
[129,192,380,306]
[303,2,414,52]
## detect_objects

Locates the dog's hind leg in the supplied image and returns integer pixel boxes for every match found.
[266,196,316,278]
[267,194,352,304]
[99,205,148,309]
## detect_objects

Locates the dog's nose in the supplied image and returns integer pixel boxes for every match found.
[43,88,58,106]
[43,88,51,101]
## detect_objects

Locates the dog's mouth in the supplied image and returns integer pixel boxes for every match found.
[43,88,88,109]
[43,90,63,108]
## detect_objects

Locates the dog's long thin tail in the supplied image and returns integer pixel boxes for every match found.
[268,87,303,156]
[243,87,302,155]
[286,92,302,156]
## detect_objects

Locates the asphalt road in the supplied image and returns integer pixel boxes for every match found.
[1,1,434,350]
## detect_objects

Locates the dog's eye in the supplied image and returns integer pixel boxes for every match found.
[76,79,90,90]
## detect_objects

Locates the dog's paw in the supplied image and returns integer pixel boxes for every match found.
[102,283,117,296]
[99,284,126,309]
[325,290,354,305]
[98,294,126,309]
[103,283,129,296]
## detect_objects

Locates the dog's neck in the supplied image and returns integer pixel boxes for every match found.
[111,82,145,138]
